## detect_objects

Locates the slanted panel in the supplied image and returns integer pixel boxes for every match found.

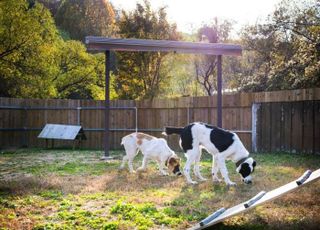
[38,124,81,140]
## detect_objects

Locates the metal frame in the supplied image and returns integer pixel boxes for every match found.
[85,37,243,157]
[104,50,111,158]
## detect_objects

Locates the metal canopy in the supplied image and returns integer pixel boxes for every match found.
[85,37,242,56]
[85,37,242,157]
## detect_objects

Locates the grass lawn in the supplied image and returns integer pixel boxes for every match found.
[0,149,320,230]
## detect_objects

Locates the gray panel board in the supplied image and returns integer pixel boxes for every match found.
[38,124,82,140]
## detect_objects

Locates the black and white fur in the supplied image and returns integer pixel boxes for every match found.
[164,122,256,185]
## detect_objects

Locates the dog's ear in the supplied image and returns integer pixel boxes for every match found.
[168,157,180,167]
[168,157,176,165]
[239,163,251,178]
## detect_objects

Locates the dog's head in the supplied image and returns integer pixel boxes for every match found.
[166,155,182,176]
[236,157,256,184]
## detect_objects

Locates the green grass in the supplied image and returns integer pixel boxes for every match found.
[1,149,320,229]
[25,161,115,176]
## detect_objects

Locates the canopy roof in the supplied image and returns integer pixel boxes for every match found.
[85,37,242,56]
[84,36,243,158]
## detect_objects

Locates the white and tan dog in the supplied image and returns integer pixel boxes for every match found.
[120,132,182,176]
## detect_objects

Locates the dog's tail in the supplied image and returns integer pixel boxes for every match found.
[162,126,184,136]
[120,134,131,145]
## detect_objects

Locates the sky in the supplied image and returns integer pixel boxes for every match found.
[110,0,284,36]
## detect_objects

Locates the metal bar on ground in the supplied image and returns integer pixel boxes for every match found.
[296,170,312,185]
[244,191,266,208]
[199,208,226,226]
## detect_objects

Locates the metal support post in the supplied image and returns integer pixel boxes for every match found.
[217,55,222,128]
[102,50,112,160]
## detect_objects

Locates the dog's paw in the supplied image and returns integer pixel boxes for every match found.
[226,181,237,187]
[161,171,169,176]
[198,177,207,182]
[119,165,126,170]
[136,167,146,172]
[188,180,198,185]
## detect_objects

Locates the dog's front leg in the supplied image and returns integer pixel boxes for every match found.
[159,161,169,176]
[216,156,236,186]
[184,150,198,184]
[137,156,148,172]
[128,156,136,173]
[120,155,128,170]
[211,156,222,183]
[194,149,207,181]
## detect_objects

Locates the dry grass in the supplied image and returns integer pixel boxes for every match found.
[0,149,320,229]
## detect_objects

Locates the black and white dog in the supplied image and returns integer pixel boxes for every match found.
[164,122,256,185]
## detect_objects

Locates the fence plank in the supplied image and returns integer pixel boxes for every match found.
[314,101,320,154]
[270,103,281,152]
[302,101,314,154]
[291,102,303,153]
[282,103,292,152]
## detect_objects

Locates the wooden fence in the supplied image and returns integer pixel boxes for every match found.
[0,88,319,153]
[255,101,320,154]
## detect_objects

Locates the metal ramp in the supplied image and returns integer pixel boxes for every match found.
[190,169,320,229]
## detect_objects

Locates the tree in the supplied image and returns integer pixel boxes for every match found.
[52,40,106,99]
[0,0,113,99]
[55,0,117,41]
[194,18,233,95]
[37,0,62,17]
[234,0,320,92]
[161,52,208,98]
[115,0,180,99]
[0,0,59,98]
[267,0,320,89]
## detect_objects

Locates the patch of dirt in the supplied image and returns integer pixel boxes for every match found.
[0,151,102,181]
[0,174,97,195]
